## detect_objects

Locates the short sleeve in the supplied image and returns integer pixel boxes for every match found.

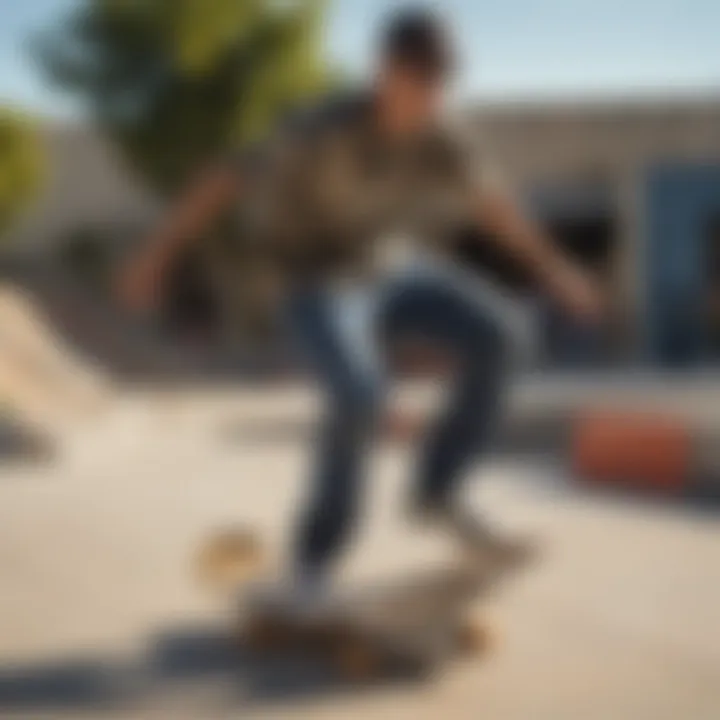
[231,92,372,254]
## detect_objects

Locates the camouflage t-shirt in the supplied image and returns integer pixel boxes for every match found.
[236,92,494,281]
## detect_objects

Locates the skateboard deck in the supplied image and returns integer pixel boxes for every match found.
[241,565,503,679]
[195,527,534,680]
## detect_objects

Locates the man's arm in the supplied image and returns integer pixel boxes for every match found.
[118,164,240,312]
[473,188,603,321]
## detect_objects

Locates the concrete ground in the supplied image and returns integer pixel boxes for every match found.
[1,386,719,719]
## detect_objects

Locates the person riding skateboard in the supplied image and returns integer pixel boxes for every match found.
[120,7,603,615]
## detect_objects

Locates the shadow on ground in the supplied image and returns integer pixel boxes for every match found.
[0,624,431,717]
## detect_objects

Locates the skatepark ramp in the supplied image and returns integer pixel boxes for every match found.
[0,283,110,423]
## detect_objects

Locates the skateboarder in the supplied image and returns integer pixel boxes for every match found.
[120,8,603,614]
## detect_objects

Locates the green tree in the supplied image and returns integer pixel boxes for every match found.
[0,109,44,239]
[38,0,330,195]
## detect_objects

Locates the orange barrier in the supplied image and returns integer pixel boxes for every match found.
[571,411,691,493]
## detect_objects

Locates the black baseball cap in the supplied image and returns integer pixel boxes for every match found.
[380,7,455,80]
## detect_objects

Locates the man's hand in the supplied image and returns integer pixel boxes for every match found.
[475,190,605,324]
[115,165,239,315]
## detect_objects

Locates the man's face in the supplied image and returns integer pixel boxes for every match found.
[377,60,445,134]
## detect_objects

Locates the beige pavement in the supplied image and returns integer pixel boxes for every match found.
[1,390,719,719]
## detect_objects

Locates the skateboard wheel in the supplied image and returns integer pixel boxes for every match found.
[196,527,262,589]
[334,641,381,680]
[454,618,491,657]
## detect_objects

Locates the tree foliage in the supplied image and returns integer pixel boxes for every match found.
[0,109,45,239]
[38,0,331,194]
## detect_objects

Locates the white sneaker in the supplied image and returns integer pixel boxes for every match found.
[246,567,332,624]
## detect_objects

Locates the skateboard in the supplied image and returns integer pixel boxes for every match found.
[195,526,533,681]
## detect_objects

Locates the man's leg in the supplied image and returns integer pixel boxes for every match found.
[384,263,533,558]
[287,285,385,588]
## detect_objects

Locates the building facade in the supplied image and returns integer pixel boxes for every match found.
[474,96,720,367]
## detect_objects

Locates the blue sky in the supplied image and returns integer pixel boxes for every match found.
[1,0,719,117]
